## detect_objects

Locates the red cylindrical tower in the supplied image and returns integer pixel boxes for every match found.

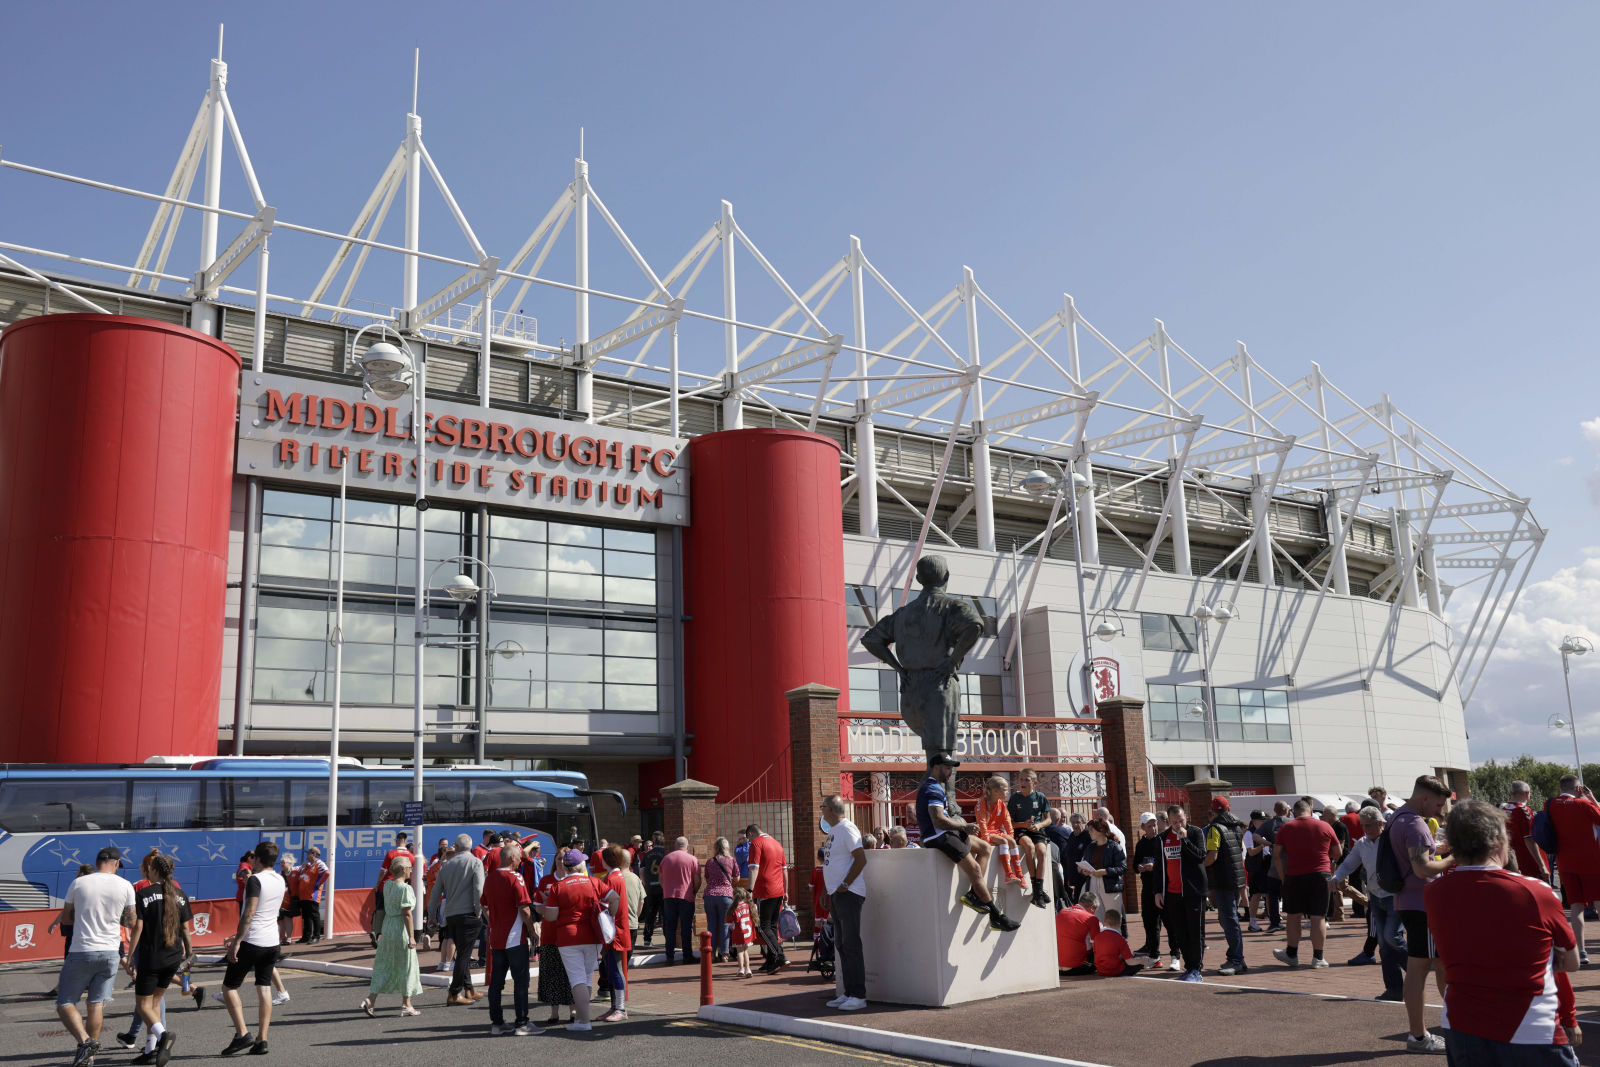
[0,314,240,763]
[681,428,849,798]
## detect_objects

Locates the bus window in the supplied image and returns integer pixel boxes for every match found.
[365,780,409,825]
[0,780,129,833]
[230,779,287,828]
[288,780,330,827]
[199,779,227,828]
[131,781,202,830]
[425,779,466,822]
[467,779,548,826]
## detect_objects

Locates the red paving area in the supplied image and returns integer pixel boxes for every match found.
[718,916,1600,1066]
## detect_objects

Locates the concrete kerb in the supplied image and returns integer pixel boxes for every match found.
[699,1003,1112,1067]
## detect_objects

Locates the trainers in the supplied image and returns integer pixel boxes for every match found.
[1218,963,1239,976]
[221,1034,255,1057]
[1266,924,1283,933]
[212,991,226,1004]
[116,1032,137,1049]
[514,1021,543,1035]
[959,890,989,914]
[1311,957,1330,969]
[597,1009,627,1022]
[248,1040,269,1055]
[490,1023,506,1036]
[1180,970,1203,983]
[1144,956,1162,969]
[1167,957,1184,972]
[988,913,1022,932]
[1347,953,1377,966]
[1406,1031,1446,1054]
[1273,948,1300,968]
[271,991,291,1005]
[192,986,206,1008]
[156,1031,177,1067]
[838,997,867,1010]
[1376,990,1405,1002]
[1248,921,1263,933]
[826,995,848,1008]
[72,1040,99,1067]
[568,1022,593,1033]
[131,1053,158,1066]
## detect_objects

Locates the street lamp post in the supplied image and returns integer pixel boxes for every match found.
[353,330,429,927]
[1558,635,1594,779]
[1013,468,1097,715]
[1189,601,1235,780]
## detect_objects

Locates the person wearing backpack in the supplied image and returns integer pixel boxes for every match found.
[1333,806,1405,1001]
[1387,774,1454,1055]
[1547,775,1600,966]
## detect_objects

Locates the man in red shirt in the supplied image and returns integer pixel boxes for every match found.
[1502,780,1548,882]
[744,823,789,974]
[1056,891,1100,974]
[1339,804,1364,853]
[1547,775,1600,963]
[479,840,539,1037]
[1270,799,1341,969]
[1427,799,1579,1063]
[589,839,609,873]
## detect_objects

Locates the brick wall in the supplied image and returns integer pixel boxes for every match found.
[583,760,642,846]
[788,683,841,936]
[1098,694,1156,915]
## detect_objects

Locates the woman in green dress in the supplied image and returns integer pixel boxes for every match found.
[360,857,422,1017]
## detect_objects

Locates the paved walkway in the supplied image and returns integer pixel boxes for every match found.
[708,914,1600,1066]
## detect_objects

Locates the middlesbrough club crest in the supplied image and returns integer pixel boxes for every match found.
[1068,641,1122,716]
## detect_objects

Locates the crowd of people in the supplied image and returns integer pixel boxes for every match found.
[46,767,1599,1065]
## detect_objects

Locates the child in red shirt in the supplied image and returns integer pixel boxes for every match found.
[729,887,756,977]
[1092,910,1142,977]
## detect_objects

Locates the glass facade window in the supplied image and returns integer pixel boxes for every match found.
[252,488,662,716]
[1141,613,1198,652]
[1146,684,1291,742]
[848,668,999,717]
[845,585,879,628]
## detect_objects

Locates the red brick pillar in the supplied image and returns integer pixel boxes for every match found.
[1183,777,1232,821]
[788,683,841,936]
[662,779,719,936]
[1098,694,1156,915]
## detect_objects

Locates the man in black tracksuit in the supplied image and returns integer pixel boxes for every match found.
[1156,803,1210,981]
[638,832,667,947]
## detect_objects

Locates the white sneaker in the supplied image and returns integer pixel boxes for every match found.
[1311,957,1330,969]
[1405,1031,1446,1054]
[1167,957,1183,972]
[272,991,291,1005]
[1273,948,1299,968]
[1144,955,1162,969]
[838,997,867,1011]
[826,996,849,1008]
[211,991,225,1003]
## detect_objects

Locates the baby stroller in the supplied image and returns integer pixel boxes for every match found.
[806,918,836,980]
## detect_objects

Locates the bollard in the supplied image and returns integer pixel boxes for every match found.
[699,929,715,1005]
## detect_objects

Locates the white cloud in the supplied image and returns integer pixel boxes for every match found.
[1449,550,1600,764]
[1584,417,1600,505]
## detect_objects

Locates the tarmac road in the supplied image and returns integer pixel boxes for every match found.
[0,961,940,1067]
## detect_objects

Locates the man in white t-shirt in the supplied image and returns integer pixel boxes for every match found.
[821,794,869,1011]
[220,840,288,1057]
[56,846,135,1067]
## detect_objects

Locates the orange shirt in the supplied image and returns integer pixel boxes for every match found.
[977,795,1015,842]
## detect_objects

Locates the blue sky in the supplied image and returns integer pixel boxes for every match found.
[2,4,1597,763]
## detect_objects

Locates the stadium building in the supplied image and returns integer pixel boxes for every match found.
[0,49,1541,834]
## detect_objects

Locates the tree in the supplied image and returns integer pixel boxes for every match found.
[1470,756,1600,808]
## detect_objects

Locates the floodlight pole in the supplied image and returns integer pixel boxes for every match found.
[1562,642,1585,777]
[325,461,346,937]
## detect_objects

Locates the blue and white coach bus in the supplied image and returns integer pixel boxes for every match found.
[0,757,617,910]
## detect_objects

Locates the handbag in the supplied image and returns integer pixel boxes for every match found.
[592,876,617,945]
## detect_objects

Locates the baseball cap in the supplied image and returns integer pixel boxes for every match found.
[561,849,587,867]
[1138,812,1157,825]
[927,753,961,769]
[1211,796,1231,811]
[1249,810,1267,821]
[96,846,126,867]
